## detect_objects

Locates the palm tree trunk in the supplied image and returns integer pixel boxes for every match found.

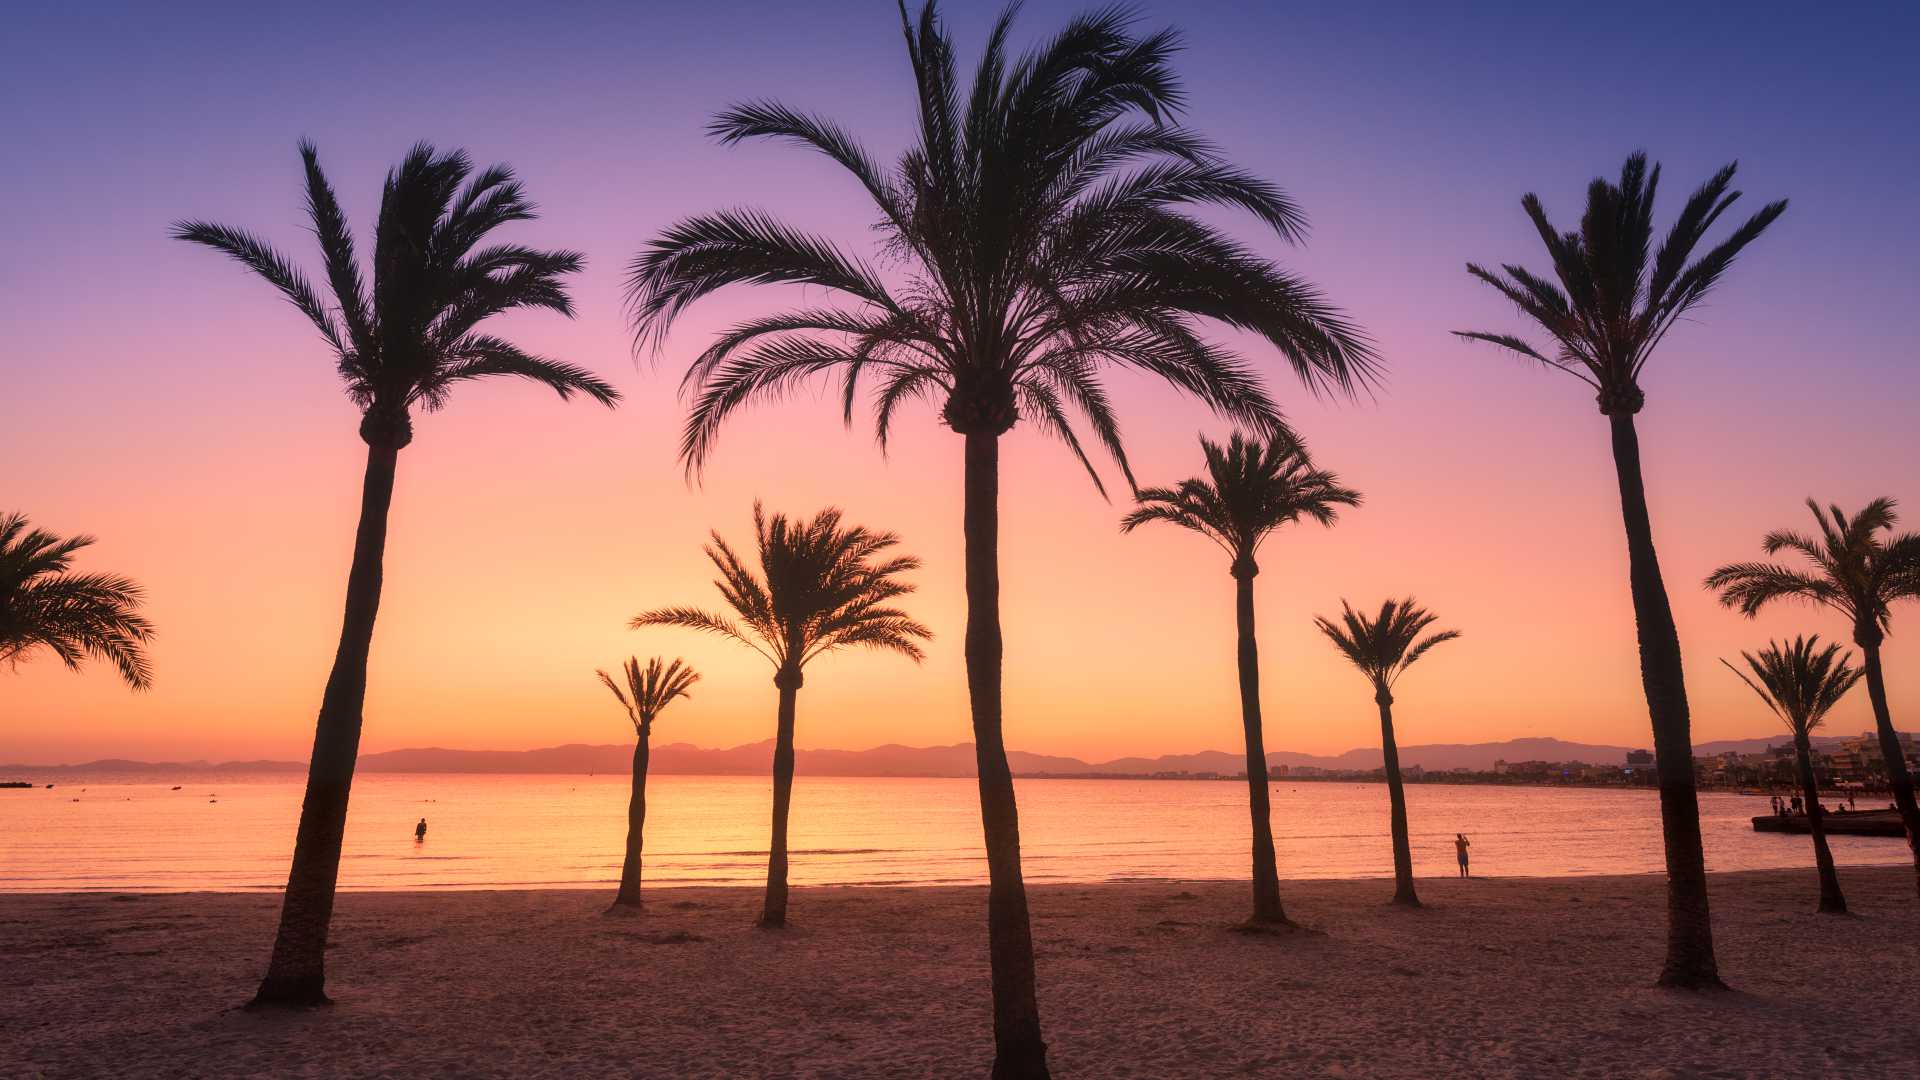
[1858,638,1920,896]
[252,439,400,1006]
[612,734,649,910]
[1376,689,1419,907]
[964,431,1048,1080]
[1606,411,1722,989]
[1232,568,1286,925]
[760,672,800,928]
[1792,729,1846,913]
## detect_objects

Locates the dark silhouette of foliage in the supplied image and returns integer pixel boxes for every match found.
[1314,598,1459,906]
[174,141,617,1006]
[1122,431,1358,923]
[599,657,700,910]
[0,512,154,690]
[634,504,928,928]
[1721,636,1862,913]
[1707,498,1920,895]
[1456,152,1784,989]
[627,4,1375,1070]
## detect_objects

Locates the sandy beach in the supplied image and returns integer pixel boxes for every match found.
[4,867,1918,1078]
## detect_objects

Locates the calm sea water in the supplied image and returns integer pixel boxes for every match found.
[0,774,1908,892]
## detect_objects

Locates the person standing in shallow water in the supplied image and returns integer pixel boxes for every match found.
[1455,833,1471,877]
[414,818,427,843]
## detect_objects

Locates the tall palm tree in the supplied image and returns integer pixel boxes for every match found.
[597,656,701,911]
[627,7,1375,1071]
[1312,598,1459,907]
[174,141,618,1005]
[1120,430,1359,925]
[633,504,929,928]
[1455,152,1785,989]
[1706,498,1920,895]
[1,512,154,690]
[1720,636,1862,914]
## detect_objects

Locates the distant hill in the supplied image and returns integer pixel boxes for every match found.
[6,732,1899,781]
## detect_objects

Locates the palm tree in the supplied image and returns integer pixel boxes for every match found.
[597,657,700,911]
[1720,636,1862,913]
[1,512,154,690]
[627,7,1375,1071]
[1120,431,1359,925]
[1313,598,1459,907]
[1706,499,1920,896]
[633,504,929,928]
[1455,153,1785,989]
[174,142,618,1005]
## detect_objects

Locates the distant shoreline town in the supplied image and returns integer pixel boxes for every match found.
[8,731,1914,791]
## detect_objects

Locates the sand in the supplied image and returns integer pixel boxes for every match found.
[4,867,1918,1078]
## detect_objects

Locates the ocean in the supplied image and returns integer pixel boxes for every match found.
[1,773,1907,892]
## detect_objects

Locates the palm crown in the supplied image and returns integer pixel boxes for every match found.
[174,141,617,446]
[0,512,155,690]
[1706,498,1920,643]
[627,2,1376,490]
[1314,598,1460,693]
[599,656,701,734]
[1721,635,1862,735]
[1454,152,1786,416]
[1120,430,1359,575]
[632,504,931,675]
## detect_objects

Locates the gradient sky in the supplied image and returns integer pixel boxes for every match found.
[4,2,1917,764]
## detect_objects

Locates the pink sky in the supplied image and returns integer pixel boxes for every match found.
[4,2,1916,763]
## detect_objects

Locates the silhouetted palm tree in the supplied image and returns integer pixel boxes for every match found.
[1313,598,1459,907]
[1,512,154,690]
[627,6,1374,1071]
[598,657,700,911]
[174,142,618,1005]
[1706,498,1920,896]
[1121,431,1359,925]
[633,505,929,928]
[1455,152,1785,989]
[1721,636,1862,913]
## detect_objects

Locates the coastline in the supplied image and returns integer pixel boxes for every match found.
[7,867,1918,1078]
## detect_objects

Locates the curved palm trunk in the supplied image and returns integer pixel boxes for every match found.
[1232,569,1286,924]
[1376,689,1419,907]
[1607,412,1721,989]
[1792,729,1846,913]
[964,432,1048,1080]
[612,733,650,910]
[760,673,800,928]
[1858,640,1920,896]
[253,440,400,1006]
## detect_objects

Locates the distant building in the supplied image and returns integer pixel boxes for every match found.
[1625,749,1654,767]
[1492,759,1508,775]
[1403,765,1425,780]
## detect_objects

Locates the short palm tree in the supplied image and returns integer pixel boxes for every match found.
[1121,430,1359,925]
[597,657,700,911]
[1706,498,1920,896]
[0,512,154,690]
[627,7,1375,1071]
[633,504,929,928]
[1721,636,1863,914]
[174,141,618,1006]
[1455,152,1785,989]
[1313,598,1459,907]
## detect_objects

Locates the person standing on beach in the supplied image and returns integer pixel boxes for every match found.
[414,818,427,843]
[1455,833,1471,877]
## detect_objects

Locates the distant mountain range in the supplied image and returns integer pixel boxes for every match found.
[5,732,1896,780]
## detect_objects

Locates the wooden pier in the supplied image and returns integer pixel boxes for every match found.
[1752,808,1907,837]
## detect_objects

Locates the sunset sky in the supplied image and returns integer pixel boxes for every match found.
[5,2,1917,765]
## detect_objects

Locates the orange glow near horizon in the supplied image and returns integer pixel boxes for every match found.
[5,5,1918,766]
